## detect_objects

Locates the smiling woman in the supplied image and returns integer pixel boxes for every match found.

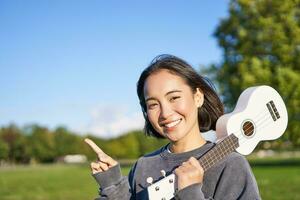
[143,70,204,145]
[86,55,261,200]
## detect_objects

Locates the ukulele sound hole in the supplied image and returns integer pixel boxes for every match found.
[242,120,255,137]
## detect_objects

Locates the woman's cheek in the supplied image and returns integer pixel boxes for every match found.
[180,98,197,112]
[148,111,161,130]
[175,102,189,114]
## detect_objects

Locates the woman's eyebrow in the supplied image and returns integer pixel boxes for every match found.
[145,97,157,102]
[145,90,182,102]
[165,90,182,96]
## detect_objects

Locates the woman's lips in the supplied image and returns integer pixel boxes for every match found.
[162,119,182,131]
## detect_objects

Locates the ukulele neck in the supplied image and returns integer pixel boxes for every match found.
[199,134,239,171]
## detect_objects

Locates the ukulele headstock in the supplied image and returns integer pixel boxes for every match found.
[147,173,176,200]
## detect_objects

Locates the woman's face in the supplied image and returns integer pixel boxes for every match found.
[143,69,204,142]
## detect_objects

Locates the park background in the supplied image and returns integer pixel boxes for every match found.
[1,0,300,199]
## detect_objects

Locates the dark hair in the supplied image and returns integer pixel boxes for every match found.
[137,54,224,138]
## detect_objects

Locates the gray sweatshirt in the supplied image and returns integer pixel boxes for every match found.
[92,142,261,200]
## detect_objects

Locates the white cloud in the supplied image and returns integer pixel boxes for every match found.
[76,104,145,138]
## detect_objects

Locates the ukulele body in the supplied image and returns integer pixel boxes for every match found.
[216,85,288,155]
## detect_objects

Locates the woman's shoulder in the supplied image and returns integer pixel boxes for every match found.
[226,152,248,163]
[223,152,252,172]
[206,152,250,175]
[128,145,168,179]
[145,145,167,157]
[204,152,253,185]
[135,144,168,164]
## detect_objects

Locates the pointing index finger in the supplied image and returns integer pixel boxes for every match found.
[84,138,105,155]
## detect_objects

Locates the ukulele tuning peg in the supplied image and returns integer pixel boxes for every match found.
[146,177,153,185]
[160,170,166,177]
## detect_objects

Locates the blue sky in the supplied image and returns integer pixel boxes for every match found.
[0,0,229,138]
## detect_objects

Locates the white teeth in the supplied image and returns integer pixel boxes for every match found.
[165,119,181,128]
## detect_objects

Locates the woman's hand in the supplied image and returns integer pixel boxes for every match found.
[174,157,204,190]
[84,138,118,174]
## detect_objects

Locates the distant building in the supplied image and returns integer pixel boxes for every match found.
[57,154,87,164]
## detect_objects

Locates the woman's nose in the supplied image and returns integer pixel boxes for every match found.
[159,103,173,120]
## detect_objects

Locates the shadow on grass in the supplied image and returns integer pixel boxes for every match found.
[249,158,300,167]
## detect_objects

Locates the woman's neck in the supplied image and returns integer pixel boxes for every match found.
[169,131,206,153]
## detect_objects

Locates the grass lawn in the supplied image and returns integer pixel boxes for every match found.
[253,166,300,200]
[0,159,299,200]
[0,164,98,200]
[250,158,300,200]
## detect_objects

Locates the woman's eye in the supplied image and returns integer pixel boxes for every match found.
[170,96,180,102]
[147,103,158,110]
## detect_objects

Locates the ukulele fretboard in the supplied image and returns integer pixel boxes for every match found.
[199,134,239,171]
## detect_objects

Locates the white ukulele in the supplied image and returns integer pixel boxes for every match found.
[147,85,288,200]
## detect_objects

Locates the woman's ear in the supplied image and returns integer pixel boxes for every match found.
[194,88,204,108]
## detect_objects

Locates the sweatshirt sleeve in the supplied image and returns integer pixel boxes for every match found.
[175,183,208,200]
[212,154,261,200]
[92,164,132,200]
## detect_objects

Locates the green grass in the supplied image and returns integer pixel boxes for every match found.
[249,157,300,200]
[0,164,97,200]
[253,166,300,200]
[0,160,299,200]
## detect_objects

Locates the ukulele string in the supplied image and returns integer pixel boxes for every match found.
[228,103,273,138]
[236,112,271,139]
[223,105,267,139]
[227,111,273,147]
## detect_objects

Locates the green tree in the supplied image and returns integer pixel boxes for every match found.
[54,126,83,156]
[105,132,140,159]
[0,138,9,161]
[28,125,56,163]
[205,0,300,148]
[0,124,31,163]
[134,130,168,156]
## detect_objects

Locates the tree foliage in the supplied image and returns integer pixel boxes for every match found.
[0,123,168,164]
[204,0,300,148]
[0,124,31,163]
[28,125,56,163]
[0,138,9,160]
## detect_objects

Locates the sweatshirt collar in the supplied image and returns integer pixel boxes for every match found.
[160,142,215,164]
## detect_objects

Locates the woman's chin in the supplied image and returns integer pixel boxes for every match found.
[164,133,181,143]
[159,129,184,142]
